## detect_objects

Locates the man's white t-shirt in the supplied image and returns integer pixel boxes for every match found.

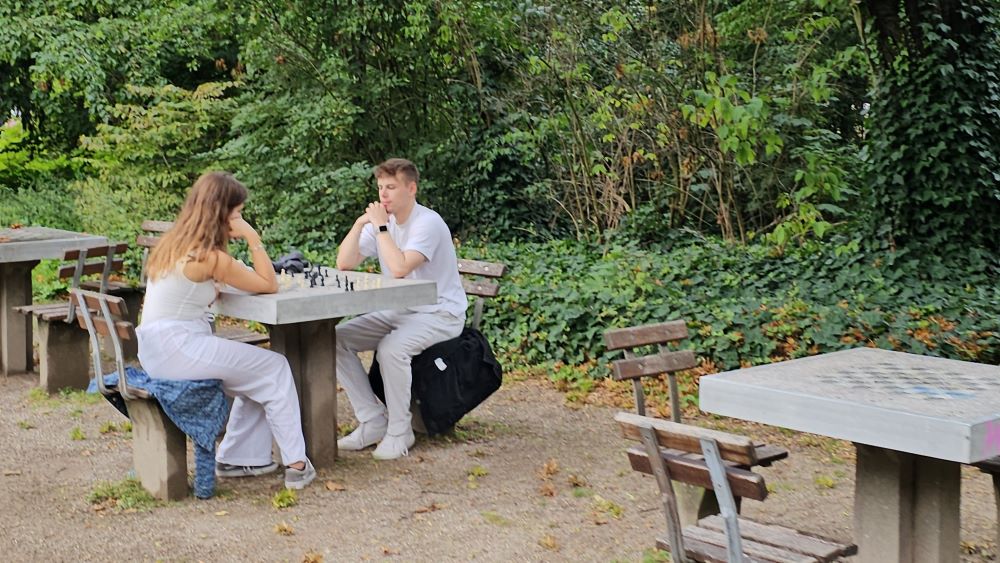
[358,203,468,318]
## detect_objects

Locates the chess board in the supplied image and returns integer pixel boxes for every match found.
[700,347,1000,462]
[275,267,384,293]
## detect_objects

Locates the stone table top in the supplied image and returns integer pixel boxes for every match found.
[0,226,109,263]
[211,270,438,325]
[699,347,1000,463]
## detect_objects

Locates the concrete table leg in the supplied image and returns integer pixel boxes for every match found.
[270,319,339,468]
[0,261,38,376]
[853,443,960,563]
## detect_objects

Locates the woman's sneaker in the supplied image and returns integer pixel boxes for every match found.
[216,461,279,478]
[284,459,316,490]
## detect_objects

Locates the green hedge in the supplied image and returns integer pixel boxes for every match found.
[462,236,999,374]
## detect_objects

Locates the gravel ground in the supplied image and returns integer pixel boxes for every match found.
[0,370,996,562]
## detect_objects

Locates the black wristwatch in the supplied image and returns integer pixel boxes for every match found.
[378,224,389,233]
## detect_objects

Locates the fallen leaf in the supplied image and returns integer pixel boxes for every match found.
[567,474,587,487]
[302,552,323,563]
[381,546,399,556]
[538,483,556,497]
[539,534,560,551]
[538,458,559,480]
[3,470,22,476]
[275,522,294,536]
[413,502,444,514]
[215,510,228,516]
[324,481,346,492]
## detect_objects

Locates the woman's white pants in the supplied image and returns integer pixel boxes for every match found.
[137,318,306,466]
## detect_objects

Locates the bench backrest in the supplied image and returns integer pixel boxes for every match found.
[59,243,129,323]
[70,288,145,400]
[457,258,506,330]
[603,320,697,420]
[616,411,762,561]
[137,220,172,287]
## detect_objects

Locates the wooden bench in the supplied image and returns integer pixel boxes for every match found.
[405,258,506,433]
[13,244,138,391]
[604,321,790,526]
[138,219,268,345]
[617,412,856,562]
[72,288,189,501]
[457,258,507,330]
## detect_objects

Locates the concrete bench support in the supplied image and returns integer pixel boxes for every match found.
[126,398,188,501]
[36,319,90,392]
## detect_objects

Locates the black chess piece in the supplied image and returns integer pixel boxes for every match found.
[349,281,355,291]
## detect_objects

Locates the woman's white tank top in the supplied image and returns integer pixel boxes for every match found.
[139,261,217,325]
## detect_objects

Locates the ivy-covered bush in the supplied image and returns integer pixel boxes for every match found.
[464,236,999,373]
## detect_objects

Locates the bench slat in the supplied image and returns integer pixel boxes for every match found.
[75,314,135,340]
[63,243,128,260]
[604,320,688,351]
[141,220,174,233]
[698,516,857,560]
[611,350,697,380]
[135,234,161,248]
[461,278,499,298]
[14,302,69,315]
[457,259,506,278]
[666,526,815,563]
[616,412,758,465]
[75,292,127,317]
[627,447,768,501]
[754,444,790,467]
[58,259,125,280]
[80,279,134,292]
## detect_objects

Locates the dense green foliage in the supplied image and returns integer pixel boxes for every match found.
[467,236,999,372]
[863,1,1000,252]
[2,0,998,378]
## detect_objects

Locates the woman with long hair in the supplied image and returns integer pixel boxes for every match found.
[137,171,315,489]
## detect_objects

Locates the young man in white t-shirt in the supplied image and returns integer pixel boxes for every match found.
[334,158,467,460]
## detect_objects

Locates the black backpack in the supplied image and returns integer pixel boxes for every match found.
[368,327,503,435]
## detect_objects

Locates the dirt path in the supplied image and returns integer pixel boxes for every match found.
[0,372,996,562]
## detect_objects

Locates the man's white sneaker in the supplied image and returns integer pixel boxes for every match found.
[372,430,415,460]
[337,416,388,451]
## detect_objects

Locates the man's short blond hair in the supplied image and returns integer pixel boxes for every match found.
[374,158,419,184]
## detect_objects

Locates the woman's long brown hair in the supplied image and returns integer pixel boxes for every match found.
[146,172,248,281]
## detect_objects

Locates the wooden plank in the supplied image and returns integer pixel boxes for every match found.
[681,527,815,562]
[611,350,697,381]
[13,302,69,315]
[627,447,768,501]
[699,516,856,560]
[58,259,124,280]
[75,315,135,340]
[640,425,688,562]
[461,278,499,298]
[75,293,127,318]
[755,444,790,467]
[141,220,174,233]
[616,412,758,465]
[63,243,128,260]
[604,320,688,350]
[457,259,506,278]
[39,308,72,322]
[656,533,745,563]
[135,234,161,248]
[79,279,134,292]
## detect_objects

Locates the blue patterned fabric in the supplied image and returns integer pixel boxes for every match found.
[88,366,227,499]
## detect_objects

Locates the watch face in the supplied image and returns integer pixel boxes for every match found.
[379,225,389,232]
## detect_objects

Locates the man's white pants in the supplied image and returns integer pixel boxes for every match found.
[137,318,306,466]
[337,309,464,436]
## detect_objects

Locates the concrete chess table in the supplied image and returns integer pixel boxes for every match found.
[0,227,108,376]
[211,270,437,468]
[699,347,1000,563]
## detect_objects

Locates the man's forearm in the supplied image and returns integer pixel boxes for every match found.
[376,234,407,277]
[336,223,365,270]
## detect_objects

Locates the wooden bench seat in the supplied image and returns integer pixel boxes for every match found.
[72,288,188,501]
[604,321,790,525]
[13,243,137,391]
[617,412,856,562]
